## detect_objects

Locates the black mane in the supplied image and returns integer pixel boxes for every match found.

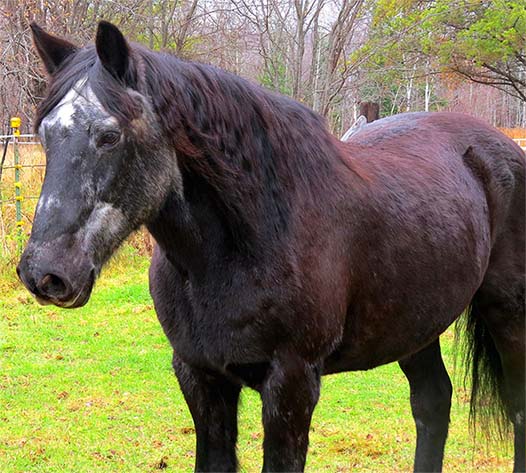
[36,43,353,247]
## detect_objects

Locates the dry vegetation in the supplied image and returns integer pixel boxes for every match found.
[0,144,44,260]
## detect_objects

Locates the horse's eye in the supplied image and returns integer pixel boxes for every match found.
[96,131,121,149]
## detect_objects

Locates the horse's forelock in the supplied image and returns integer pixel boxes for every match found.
[35,44,144,132]
[34,47,97,132]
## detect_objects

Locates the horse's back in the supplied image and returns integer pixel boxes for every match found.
[347,112,524,245]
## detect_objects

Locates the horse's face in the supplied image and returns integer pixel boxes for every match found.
[17,23,178,308]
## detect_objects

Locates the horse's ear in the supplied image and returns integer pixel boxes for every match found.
[96,21,130,81]
[30,23,78,75]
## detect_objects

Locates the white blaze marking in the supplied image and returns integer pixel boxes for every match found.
[42,78,87,130]
[40,78,109,131]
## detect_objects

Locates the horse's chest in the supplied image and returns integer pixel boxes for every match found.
[154,276,288,369]
[150,249,342,374]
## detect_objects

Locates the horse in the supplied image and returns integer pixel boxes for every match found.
[17,21,525,472]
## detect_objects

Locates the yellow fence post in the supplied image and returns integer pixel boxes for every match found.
[11,117,23,255]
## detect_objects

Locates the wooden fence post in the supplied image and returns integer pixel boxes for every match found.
[359,102,380,123]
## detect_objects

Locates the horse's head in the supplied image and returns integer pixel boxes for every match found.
[17,22,180,308]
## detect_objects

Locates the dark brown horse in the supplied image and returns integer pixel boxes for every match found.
[17,21,525,472]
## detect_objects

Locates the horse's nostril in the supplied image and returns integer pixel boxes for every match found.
[39,273,68,299]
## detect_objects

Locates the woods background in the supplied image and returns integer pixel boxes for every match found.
[0,0,525,136]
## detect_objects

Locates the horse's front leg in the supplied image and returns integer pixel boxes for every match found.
[173,354,241,472]
[261,354,321,472]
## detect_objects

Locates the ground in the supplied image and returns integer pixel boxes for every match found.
[0,246,513,472]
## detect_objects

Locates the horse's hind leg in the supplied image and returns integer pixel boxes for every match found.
[399,339,452,472]
[173,355,241,472]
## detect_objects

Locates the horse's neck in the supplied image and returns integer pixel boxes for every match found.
[146,58,350,268]
[146,175,237,275]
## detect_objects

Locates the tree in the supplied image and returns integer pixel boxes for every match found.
[433,0,526,102]
[362,0,525,102]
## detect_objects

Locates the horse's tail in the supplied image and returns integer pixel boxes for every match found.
[455,299,509,438]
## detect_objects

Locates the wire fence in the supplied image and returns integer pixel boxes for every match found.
[0,126,46,259]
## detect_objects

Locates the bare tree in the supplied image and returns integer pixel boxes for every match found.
[1,0,523,132]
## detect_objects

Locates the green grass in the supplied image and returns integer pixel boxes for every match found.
[0,250,513,472]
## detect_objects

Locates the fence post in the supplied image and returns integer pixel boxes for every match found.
[11,117,23,255]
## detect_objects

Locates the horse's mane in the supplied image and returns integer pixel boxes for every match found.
[35,43,354,247]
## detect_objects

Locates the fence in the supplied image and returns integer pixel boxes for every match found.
[1,125,525,259]
[0,122,46,259]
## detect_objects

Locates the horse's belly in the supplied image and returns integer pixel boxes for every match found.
[324,303,461,373]
[324,290,470,373]
[325,222,491,373]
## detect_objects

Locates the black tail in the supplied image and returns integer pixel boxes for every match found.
[455,299,510,438]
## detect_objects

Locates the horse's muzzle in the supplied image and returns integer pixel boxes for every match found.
[17,240,96,308]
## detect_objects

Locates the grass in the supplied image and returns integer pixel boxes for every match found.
[0,249,514,472]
